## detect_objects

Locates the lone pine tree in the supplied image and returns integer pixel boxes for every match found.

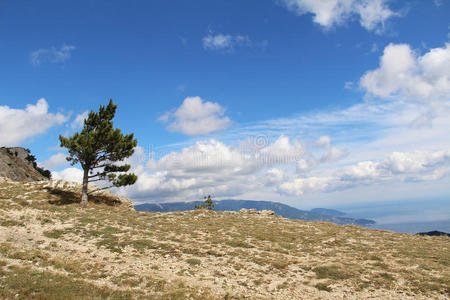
[59,99,137,205]
[195,195,214,210]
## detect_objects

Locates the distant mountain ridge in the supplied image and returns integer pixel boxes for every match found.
[135,200,375,226]
[310,208,347,217]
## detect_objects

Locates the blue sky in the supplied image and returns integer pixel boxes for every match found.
[1,0,450,217]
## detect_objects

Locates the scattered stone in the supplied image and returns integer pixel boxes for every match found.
[239,208,275,216]
[261,210,275,216]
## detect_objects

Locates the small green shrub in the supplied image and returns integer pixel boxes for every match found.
[225,239,253,248]
[0,220,24,227]
[185,258,201,266]
[315,282,332,292]
[43,230,65,239]
[313,265,350,280]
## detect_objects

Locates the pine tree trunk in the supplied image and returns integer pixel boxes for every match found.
[80,168,89,206]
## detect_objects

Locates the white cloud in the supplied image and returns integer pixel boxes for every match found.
[355,0,395,32]
[203,34,232,50]
[30,45,76,66]
[266,168,286,184]
[385,150,450,176]
[314,135,331,147]
[321,146,348,162]
[119,136,310,201]
[148,139,249,174]
[203,33,251,51]
[159,97,231,135]
[279,0,398,32]
[52,167,83,183]
[280,149,450,196]
[123,146,147,169]
[340,160,382,180]
[116,134,356,202]
[0,99,68,146]
[149,136,305,174]
[296,159,316,172]
[280,176,333,196]
[71,111,88,130]
[310,135,347,163]
[41,153,68,169]
[361,43,450,101]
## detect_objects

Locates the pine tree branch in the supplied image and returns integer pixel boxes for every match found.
[88,178,107,183]
[88,173,106,179]
[87,185,114,195]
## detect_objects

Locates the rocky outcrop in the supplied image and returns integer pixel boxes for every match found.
[0,147,46,182]
[239,208,276,216]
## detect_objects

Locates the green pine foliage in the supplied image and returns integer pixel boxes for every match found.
[59,99,138,205]
[195,195,214,210]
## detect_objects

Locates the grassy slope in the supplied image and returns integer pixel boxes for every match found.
[0,179,449,299]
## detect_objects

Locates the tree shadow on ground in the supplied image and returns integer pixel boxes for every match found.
[47,188,121,207]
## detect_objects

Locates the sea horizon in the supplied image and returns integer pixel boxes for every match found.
[364,219,450,234]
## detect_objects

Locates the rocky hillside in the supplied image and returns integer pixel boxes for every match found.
[0,178,449,299]
[0,147,48,181]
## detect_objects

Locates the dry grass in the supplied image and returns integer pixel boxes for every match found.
[0,178,449,299]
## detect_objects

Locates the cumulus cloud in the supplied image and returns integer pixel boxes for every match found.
[115,133,355,202]
[150,136,304,175]
[203,33,251,51]
[260,135,305,165]
[314,135,331,147]
[310,135,347,163]
[279,0,398,32]
[296,158,316,172]
[361,43,450,101]
[71,111,88,130]
[52,167,83,183]
[119,136,310,201]
[30,45,75,66]
[280,149,450,196]
[266,168,286,184]
[159,97,231,135]
[41,153,68,169]
[320,146,348,163]
[148,139,249,174]
[0,99,68,146]
[279,176,333,196]
[384,150,450,178]
[356,0,396,31]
